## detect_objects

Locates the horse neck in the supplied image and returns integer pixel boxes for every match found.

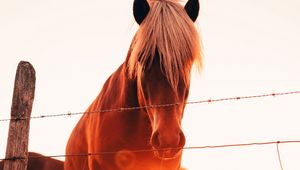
[97,63,149,118]
[96,63,152,145]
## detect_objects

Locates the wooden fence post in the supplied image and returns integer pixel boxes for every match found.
[3,61,36,170]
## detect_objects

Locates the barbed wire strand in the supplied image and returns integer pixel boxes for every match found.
[276,142,284,170]
[1,140,300,161]
[1,90,300,122]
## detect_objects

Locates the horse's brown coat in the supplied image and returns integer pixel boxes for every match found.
[0,152,63,170]
[65,0,202,169]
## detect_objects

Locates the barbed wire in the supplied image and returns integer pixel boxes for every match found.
[1,90,300,122]
[1,91,299,169]
[1,140,299,162]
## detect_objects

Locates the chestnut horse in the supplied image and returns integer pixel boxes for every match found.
[65,0,202,169]
[0,152,64,170]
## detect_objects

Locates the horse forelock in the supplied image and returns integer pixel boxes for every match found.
[127,0,203,91]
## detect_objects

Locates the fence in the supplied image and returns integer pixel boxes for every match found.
[1,61,35,170]
[1,61,300,170]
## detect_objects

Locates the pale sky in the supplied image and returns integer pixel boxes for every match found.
[1,0,300,169]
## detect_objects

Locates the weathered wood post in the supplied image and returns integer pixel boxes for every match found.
[3,61,36,170]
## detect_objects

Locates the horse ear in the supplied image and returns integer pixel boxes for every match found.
[184,0,200,22]
[133,0,150,25]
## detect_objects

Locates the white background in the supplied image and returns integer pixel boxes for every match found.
[1,0,300,169]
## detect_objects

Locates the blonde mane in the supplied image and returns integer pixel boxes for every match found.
[128,0,203,89]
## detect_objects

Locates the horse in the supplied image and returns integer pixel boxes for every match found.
[65,0,203,169]
[0,152,64,170]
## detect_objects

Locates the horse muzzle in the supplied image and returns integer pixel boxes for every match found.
[151,129,185,159]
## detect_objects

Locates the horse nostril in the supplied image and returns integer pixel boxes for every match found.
[151,131,160,149]
[178,131,186,148]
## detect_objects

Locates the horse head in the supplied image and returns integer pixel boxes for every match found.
[131,0,201,159]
